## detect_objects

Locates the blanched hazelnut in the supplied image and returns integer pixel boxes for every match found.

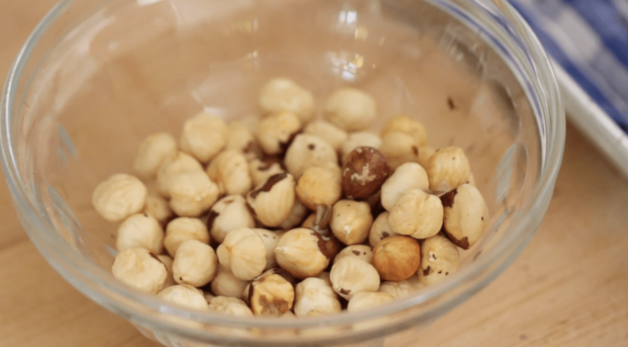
[369,212,398,248]
[143,193,174,226]
[173,240,218,287]
[207,195,255,244]
[92,174,147,222]
[347,292,395,312]
[372,235,421,281]
[210,266,249,298]
[206,150,252,196]
[418,233,460,285]
[304,120,348,153]
[333,245,373,264]
[157,284,209,310]
[329,257,380,300]
[157,255,176,289]
[341,132,382,161]
[285,134,338,179]
[252,228,281,270]
[249,157,285,188]
[324,88,376,131]
[258,78,315,123]
[256,111,302,155]
[179,112,228,163]
[133,133,177,178]
[203,292,216,304]
[156,152,204,197]
[341,147,390,199]
[380,162,429,211]
[245,269,296,317]
[379,278,425,299]
[208,296,253,317]
[164,217,210,257]
[441,184,488,249]
[278,199,308,230]
[427,147,471,193]
[294,277,341,317]
[217,227,267,281]
[389,189,443,239]
[116,213,164,254]
[296,166,342,210]
[330,200,373,245]
[379,131,421,170]
[112,248,167,294]
[381,115,428,147]
[417,145,436,169]
[226,121,259,161]
[246,173,295,227]
[274,228,331,279]
[168,171,219,217]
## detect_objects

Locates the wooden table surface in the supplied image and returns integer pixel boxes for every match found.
[2,1,628,347]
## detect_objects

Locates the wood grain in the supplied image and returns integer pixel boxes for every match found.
[1,1,628,347]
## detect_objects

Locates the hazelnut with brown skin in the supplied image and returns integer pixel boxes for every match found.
[427,146,471,193]
[372,235,421,281]
[245,268,296,317]
[441,183,488,249]
[341,147,390,199]
[341,132,382,161]
[418,233,460,285]
[274,228,331,279]
[246,173,296,227]
[330,200,373,245]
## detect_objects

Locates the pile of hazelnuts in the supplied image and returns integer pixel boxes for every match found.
[92,77,489,318]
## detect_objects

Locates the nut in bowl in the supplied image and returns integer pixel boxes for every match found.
[1,0,564,346]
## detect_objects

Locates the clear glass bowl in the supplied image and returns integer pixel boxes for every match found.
[1,0,564,346]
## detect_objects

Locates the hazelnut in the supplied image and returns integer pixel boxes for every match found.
[417,145,436,169]
[285,134,338,179]
[372,235,421,281]
[92,174,147,222]
[179,112,228,163]
[156,255,176,289]
[379,278,425,299]
[250,228,280,270]
[369,211,398,248]
[341,146,390,199]
[112,248,167,294]
[173,240,218,287]
[380,115,428,147]
[341,132,382,161]
[246,173,295,227]
[245,269,296,317]
[207,195,255,244]
[301,213,316,228]
[208,296,253,317]
[226,121,259,161]
[156,152,204,198]
[274,228,331,279]
[294,277,341,317]
[303,120,348,153]
[418,233,460,285]
[258,77,315,123]
[347,292,395,312]
[168,171,219,217]
[278,199,309,230]
[330,200,373,245]
[389,189,443,239]
[217,227,267,281]
[256,111,302,155]
[296,166,342,210]
[441,184,488,250]
[380,162,429,211]
[210,266,249,299]
[116,213,164,254]
[379,131,421,170]
[324,88,376,131]
[333,245,373,264]
[133,133,177,178]
[206,150,253,196]
[164,217,210,257]
[427,147,471,193]
[249,157,285,188]
[203,291,215,304]
[143,193,174,226]
[157,284,209,310]
[330,257,380,300]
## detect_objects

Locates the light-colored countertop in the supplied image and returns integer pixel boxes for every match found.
[1,1,628,346]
